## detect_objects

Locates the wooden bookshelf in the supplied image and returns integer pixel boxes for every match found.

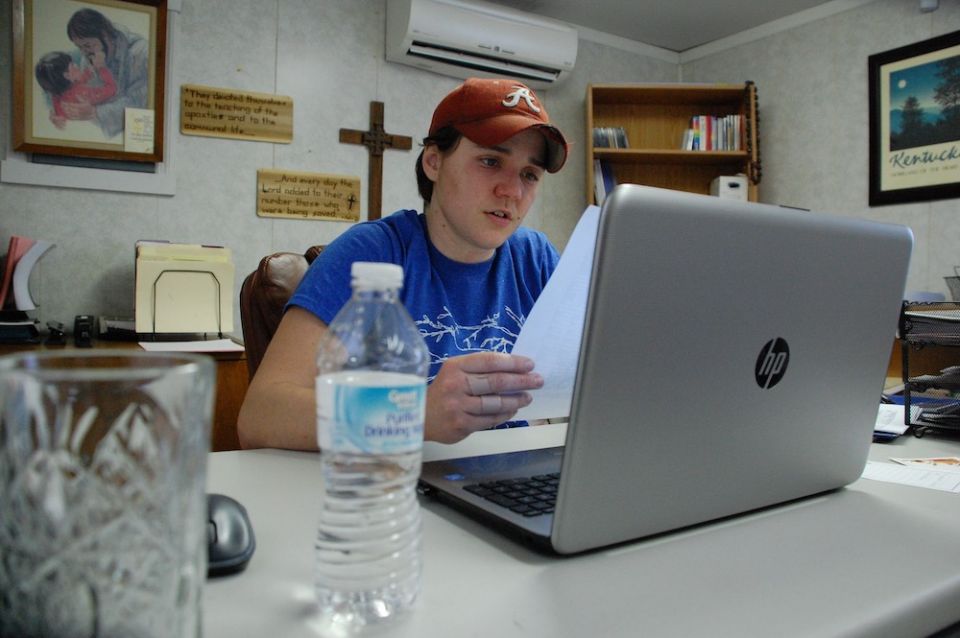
[586,82,761,205]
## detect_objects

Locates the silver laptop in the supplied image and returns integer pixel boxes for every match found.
[418,184,913,555]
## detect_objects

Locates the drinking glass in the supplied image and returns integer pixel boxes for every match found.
[0,350,215,638]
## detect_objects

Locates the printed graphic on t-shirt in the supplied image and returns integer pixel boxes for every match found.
[416,305,524,380]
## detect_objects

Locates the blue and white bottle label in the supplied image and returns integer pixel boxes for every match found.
[317,372,425,454]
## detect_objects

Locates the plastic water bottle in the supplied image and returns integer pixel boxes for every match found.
[314,261,430,627]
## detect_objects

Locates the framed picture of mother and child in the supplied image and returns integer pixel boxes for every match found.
[13,0,167,163]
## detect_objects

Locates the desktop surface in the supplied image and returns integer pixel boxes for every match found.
[203,425,960,638]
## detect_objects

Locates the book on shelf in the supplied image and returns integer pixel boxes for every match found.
[593,159,617,205]
[592,126,629,149]
[680,114,742,151]
[0,236,55,311]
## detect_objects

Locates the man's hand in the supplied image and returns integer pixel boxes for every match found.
[425,352,543,444]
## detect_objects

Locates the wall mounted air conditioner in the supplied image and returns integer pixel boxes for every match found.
[386,0,578,89]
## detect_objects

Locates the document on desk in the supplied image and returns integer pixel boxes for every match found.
[891,456,960,470]
[139,338,244,353]
[511,205,600,421]
[861,461,960,493]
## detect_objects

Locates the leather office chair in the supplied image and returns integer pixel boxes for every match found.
[239,245,323,380]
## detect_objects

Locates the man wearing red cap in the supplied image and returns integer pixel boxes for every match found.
[239,78,569,451]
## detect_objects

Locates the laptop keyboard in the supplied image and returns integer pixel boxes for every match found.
[463,473,560,517]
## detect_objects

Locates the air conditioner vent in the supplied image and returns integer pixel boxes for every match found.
[386,0,578,89]
[407,42,562,83]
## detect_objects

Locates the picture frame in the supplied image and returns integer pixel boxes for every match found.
[869,30,960,206]
[12,0,167,163]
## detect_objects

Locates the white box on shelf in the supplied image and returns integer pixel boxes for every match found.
[710,175,748,201]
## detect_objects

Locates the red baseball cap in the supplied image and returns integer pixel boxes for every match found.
[429,78,569,173]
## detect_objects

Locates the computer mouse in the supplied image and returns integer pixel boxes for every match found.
[207,493,256,577]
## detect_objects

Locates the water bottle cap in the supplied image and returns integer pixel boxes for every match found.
[351,262,404,289]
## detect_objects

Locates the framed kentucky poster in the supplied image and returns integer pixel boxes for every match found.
[869,30,960,206]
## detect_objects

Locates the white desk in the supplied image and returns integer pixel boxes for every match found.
[204,425,960,637]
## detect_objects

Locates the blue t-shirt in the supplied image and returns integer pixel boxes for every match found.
[288,209,559,381]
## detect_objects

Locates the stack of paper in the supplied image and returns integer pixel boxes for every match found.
[874,403,921,439]
[134,241,234,334]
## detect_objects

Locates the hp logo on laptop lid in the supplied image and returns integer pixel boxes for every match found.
[755,338,790,389]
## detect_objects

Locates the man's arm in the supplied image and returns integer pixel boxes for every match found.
[238,309,546,451]
[238,306,324,450]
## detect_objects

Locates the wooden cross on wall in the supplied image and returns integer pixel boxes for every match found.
[340,102,413,221]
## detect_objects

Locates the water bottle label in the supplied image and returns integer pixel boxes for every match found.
[317,379,425,454]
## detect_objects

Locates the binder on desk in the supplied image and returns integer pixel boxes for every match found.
[135,241,235,335]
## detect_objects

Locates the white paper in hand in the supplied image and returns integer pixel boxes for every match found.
[512,206,600,421]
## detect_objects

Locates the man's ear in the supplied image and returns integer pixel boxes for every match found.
[422,145,441,180]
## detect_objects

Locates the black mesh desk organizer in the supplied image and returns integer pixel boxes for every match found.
[899,301,960,437]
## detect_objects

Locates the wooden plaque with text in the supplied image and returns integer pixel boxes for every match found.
[181,84,292,143]
[257,169,360,222]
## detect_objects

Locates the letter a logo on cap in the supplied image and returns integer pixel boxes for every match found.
[502,86,540,113]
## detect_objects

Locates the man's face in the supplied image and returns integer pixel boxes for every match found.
[423,129,546,264]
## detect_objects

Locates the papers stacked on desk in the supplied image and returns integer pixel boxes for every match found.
[874,403,920,441]
[135,241,234,335]
[901,307,960,344]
